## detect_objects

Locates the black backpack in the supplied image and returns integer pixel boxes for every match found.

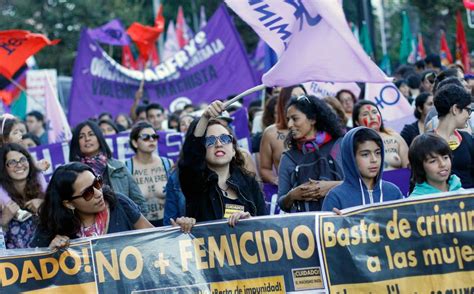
[284,138,343,212]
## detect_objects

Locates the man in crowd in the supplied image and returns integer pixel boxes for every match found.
[25,111,48,145]
[146,103,165,131]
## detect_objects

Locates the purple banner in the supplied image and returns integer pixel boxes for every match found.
[69,5,257,126]
[30,108,251,181]
[262,183,284,215]
[382,168,411,197]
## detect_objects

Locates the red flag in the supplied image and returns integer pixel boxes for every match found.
[417,33,426,61]
[126,5,164,66]
[456,11,471,72]
[0,30,59,79]
[176,6,189,48]
[0,90,14,106]
[464,0,474,10]
[121,45,138,69]
[439,30,453,66]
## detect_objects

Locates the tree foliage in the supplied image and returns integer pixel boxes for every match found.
[0,0,472,76]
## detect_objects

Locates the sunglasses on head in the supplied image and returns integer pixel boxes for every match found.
[294,95,311,104]
[205,134,233,148]
[425,72,436,84]
[139,133,159,141]
[71,176,103,201]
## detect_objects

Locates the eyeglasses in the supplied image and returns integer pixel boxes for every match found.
[464,106,472,116]
[205,134,233,148]
[138,134,159,141]
[6,157,28,168]
[71,176,103,201]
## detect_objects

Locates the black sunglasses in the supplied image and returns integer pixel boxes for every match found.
[71,176,103,201]
[205,134,233,148]
[139,134,159,141]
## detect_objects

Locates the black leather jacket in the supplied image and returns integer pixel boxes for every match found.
[178,131,266,222]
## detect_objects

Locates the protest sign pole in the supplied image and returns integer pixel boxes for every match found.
[224,84,265,109]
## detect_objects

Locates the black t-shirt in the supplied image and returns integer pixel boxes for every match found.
[451,131,474,189]
[220,191,247,219]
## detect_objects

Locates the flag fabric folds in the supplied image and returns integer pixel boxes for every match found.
[359,21,374,58]
[0,30,59,79]
[416,33,426,61]
[44,75,72,144]
[225,0,389,86]
[399,12,413,65]
[176,6,193,48]
[126,5,164,66]
[87,19,130,46]
[455,11,471,72]
[440,30,453,66]
[162,21,180,61]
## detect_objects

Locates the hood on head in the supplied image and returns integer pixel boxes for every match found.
[341,126,384,189]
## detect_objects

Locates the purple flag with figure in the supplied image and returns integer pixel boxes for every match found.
[225,0,390,86]
[69,5,257,127]
[87,19,131,46]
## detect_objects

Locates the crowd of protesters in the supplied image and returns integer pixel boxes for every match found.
[0,56,473,250]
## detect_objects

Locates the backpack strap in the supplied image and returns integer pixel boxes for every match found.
[160,157,172,178]
[124,158,133,175]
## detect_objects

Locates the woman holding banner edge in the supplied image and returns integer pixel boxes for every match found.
[178,100,266,225]
[30,162,194,249]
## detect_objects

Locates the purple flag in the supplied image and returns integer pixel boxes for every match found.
[225,0,390,86]
[364,82,414,133]
[69,6,257,127]
[87,19,131,46]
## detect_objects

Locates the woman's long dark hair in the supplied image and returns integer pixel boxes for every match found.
[285,95,344,150]
[0,143,43,207]
[37,162,116,240]
[69,120,112,161]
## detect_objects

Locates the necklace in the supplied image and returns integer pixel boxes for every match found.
[219,185,230,197]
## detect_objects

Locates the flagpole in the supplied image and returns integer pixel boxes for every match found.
[378,0,388,56]
[224,84,265,109]
[5,76,27,92]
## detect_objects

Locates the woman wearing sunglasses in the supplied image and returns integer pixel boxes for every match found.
[179,101,266,225]
[125,122,173,227]
[30,162,195,249]
[432,84,473,189]
[69,120,147,212]
[0,143,47,248]
[278,95,344,213]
